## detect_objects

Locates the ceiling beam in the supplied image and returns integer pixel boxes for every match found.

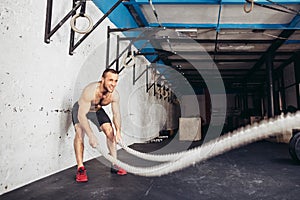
[243,29,296,81]
[120,37,275,43]
[148,23,300,29]
[167,58,288,62]
[148,50,294,56]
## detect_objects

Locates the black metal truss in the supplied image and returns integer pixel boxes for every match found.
[44,0,124,55]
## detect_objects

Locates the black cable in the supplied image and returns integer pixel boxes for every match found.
[79,0,86,17]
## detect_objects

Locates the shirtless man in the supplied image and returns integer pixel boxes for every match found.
[72,68,127,183]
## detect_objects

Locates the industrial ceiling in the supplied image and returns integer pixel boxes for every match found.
[120,0,300,93]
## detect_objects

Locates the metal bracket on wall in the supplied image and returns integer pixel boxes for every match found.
[147,64,177,103]
[44,0,82,44]
[145,62,173,100]
[106,27,173,101]
[106,27,140,72]
[106,27,158,71]
[44,0,124,55]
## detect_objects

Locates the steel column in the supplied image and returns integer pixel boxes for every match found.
[294,52,300,109]
[116,35,120,72]
[106,26,111,68]
[266,53,275,117]
[279,69,287,111]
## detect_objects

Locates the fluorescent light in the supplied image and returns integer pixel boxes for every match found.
[175,28,197,32]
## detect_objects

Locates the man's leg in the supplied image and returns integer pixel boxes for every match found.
[74,124,85,168]
[101,123,116,159]
[73,124,88,182]
[101,123,127,175]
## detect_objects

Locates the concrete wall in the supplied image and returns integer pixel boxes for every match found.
[283,63,298,109]
[0,0,172,195]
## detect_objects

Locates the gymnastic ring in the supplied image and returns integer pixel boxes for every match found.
[243,0,254,13]
[70,13,93,34]
[121,53,136,68]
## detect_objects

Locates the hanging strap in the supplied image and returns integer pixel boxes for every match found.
[149,0,162,26]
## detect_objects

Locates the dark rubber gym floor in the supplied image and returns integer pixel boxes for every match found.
[1,137,300,200]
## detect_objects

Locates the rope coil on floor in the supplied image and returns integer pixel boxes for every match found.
[97,112,300,177]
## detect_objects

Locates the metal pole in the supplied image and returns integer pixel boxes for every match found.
[44,0,53,43]
[266,53,275,117]
[261,96,265,117]
[108,27,136,32]
[106,26,111,68]
[69,0,77,55]
[154,64,157,97]
[280,70,286,111]
[146,65,149,92]
[294,52,300,109]
[133,64,136,85]
[116,35,120,72]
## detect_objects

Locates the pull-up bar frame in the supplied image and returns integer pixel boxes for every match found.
[106,27,179,102]
[44,0,124,55]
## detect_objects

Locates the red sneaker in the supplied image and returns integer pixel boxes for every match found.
[76,166,88,182]
[111,165,127,175]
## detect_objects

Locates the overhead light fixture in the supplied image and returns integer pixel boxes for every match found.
[218,44,255,50]
[235,45,255,50]
[175,28,197,33]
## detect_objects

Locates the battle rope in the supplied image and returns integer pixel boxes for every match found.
[97,112,300,177]
[118,140,181,162]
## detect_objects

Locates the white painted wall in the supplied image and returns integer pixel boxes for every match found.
[0,0,173,195]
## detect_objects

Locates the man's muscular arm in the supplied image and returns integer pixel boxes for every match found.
[111,90,122,143]
[78,85,98,148]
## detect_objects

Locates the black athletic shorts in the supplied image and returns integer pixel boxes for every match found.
[72,102,111,130]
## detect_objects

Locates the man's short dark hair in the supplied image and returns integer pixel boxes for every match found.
[102,68,119,78]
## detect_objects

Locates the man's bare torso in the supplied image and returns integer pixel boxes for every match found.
[84,81,114,112]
